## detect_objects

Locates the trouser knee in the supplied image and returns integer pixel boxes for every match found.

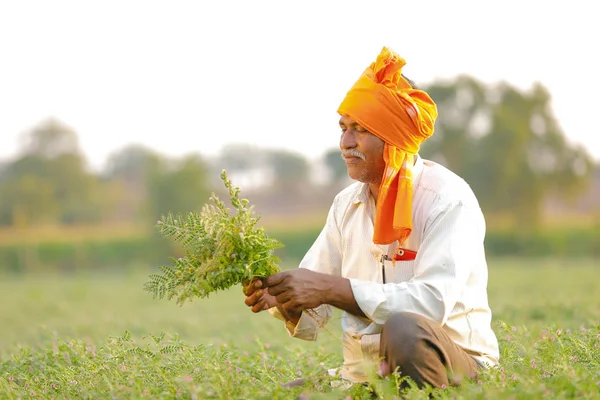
[381,312,429,362]
[379,312,478,389]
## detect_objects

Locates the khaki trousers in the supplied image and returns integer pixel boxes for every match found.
[379,312,480,389]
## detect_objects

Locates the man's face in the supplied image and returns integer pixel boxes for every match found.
[338,115,386,185]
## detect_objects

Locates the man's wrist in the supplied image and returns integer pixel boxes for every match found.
[318,275,366,319]
[319,274,345,306]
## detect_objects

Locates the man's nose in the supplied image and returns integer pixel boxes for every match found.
[340,129,357,150]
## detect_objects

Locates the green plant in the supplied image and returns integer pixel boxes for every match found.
[144,170,283,305]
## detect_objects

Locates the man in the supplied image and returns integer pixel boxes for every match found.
[244,47,499,390]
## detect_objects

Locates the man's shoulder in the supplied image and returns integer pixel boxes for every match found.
[332,181,365,205]
[418,158,479,205]
[419,158,466,184]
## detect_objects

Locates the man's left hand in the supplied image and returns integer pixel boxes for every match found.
[262,269,331,311]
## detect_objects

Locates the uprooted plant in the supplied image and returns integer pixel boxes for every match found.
[144,170,283,305]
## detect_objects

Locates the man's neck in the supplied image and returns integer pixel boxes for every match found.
[368,183,380,203]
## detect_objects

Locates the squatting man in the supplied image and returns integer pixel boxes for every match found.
[244,46,499,391]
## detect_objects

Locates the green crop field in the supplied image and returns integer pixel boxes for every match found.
[1,258,599,399]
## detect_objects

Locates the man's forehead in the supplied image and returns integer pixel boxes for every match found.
[339,115,358,125]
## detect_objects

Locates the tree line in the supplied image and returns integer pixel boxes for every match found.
[0,75,596,233]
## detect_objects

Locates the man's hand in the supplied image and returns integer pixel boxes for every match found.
[243,278,277,313]
[243,278,303,324]
[262,269,332,310]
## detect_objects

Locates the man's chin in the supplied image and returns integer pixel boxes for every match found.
[347,169,366,183]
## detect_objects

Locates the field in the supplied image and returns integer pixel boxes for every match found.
[1,258,599,399]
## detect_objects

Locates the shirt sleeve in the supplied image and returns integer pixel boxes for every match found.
[350,199,485,326]
[269,199,343,339]
[268,304,332,341]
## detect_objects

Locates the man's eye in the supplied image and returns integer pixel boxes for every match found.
[355,126,367,133]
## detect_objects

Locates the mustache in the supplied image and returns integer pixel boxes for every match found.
[341,149,366,161]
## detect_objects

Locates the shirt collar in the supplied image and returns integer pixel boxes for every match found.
[351,154,424,205]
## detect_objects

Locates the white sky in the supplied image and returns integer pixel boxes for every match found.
[1,0,598,172]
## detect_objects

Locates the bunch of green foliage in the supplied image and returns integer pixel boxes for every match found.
[144,170,283,305]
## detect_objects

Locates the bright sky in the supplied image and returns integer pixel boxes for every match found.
[1,0,598,172]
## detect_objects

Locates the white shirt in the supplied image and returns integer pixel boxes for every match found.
[270,156,500,382]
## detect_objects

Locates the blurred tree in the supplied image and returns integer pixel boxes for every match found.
[419,75,490,176]
[51,152,105,224]
[214,143,269,189]
[103,144,162,184]
[145,153,210,224]
[421,78,594,231]
[0,174,59,226]
[19,117,80,158]
[323,148,348,184]
[477,83,593,229]
[101,146,211,226]
[0,162,7,182]
[217,143,266,173]
[266,149,309,189]
[102,144,163,222]
[0,118,107,226]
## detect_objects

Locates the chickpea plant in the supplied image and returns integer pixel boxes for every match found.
[144,170,283,305]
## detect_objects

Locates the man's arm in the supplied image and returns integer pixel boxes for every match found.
[322,275,367,319]
[263,269,367,319]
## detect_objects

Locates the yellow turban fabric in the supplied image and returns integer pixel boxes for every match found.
[337,47,438,245]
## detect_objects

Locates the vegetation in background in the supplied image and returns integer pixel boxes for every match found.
[0,76,596,238]
[420,77,595,231]
[0,222,597,274]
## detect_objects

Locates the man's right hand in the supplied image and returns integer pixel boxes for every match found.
[243,278,302,324]
[243,278,277,313]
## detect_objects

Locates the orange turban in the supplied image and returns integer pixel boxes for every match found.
[337,47,438,246]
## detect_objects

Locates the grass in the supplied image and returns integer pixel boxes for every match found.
[1,258,599,399]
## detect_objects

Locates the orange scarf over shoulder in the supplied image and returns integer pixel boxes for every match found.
[337,47,438,245]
